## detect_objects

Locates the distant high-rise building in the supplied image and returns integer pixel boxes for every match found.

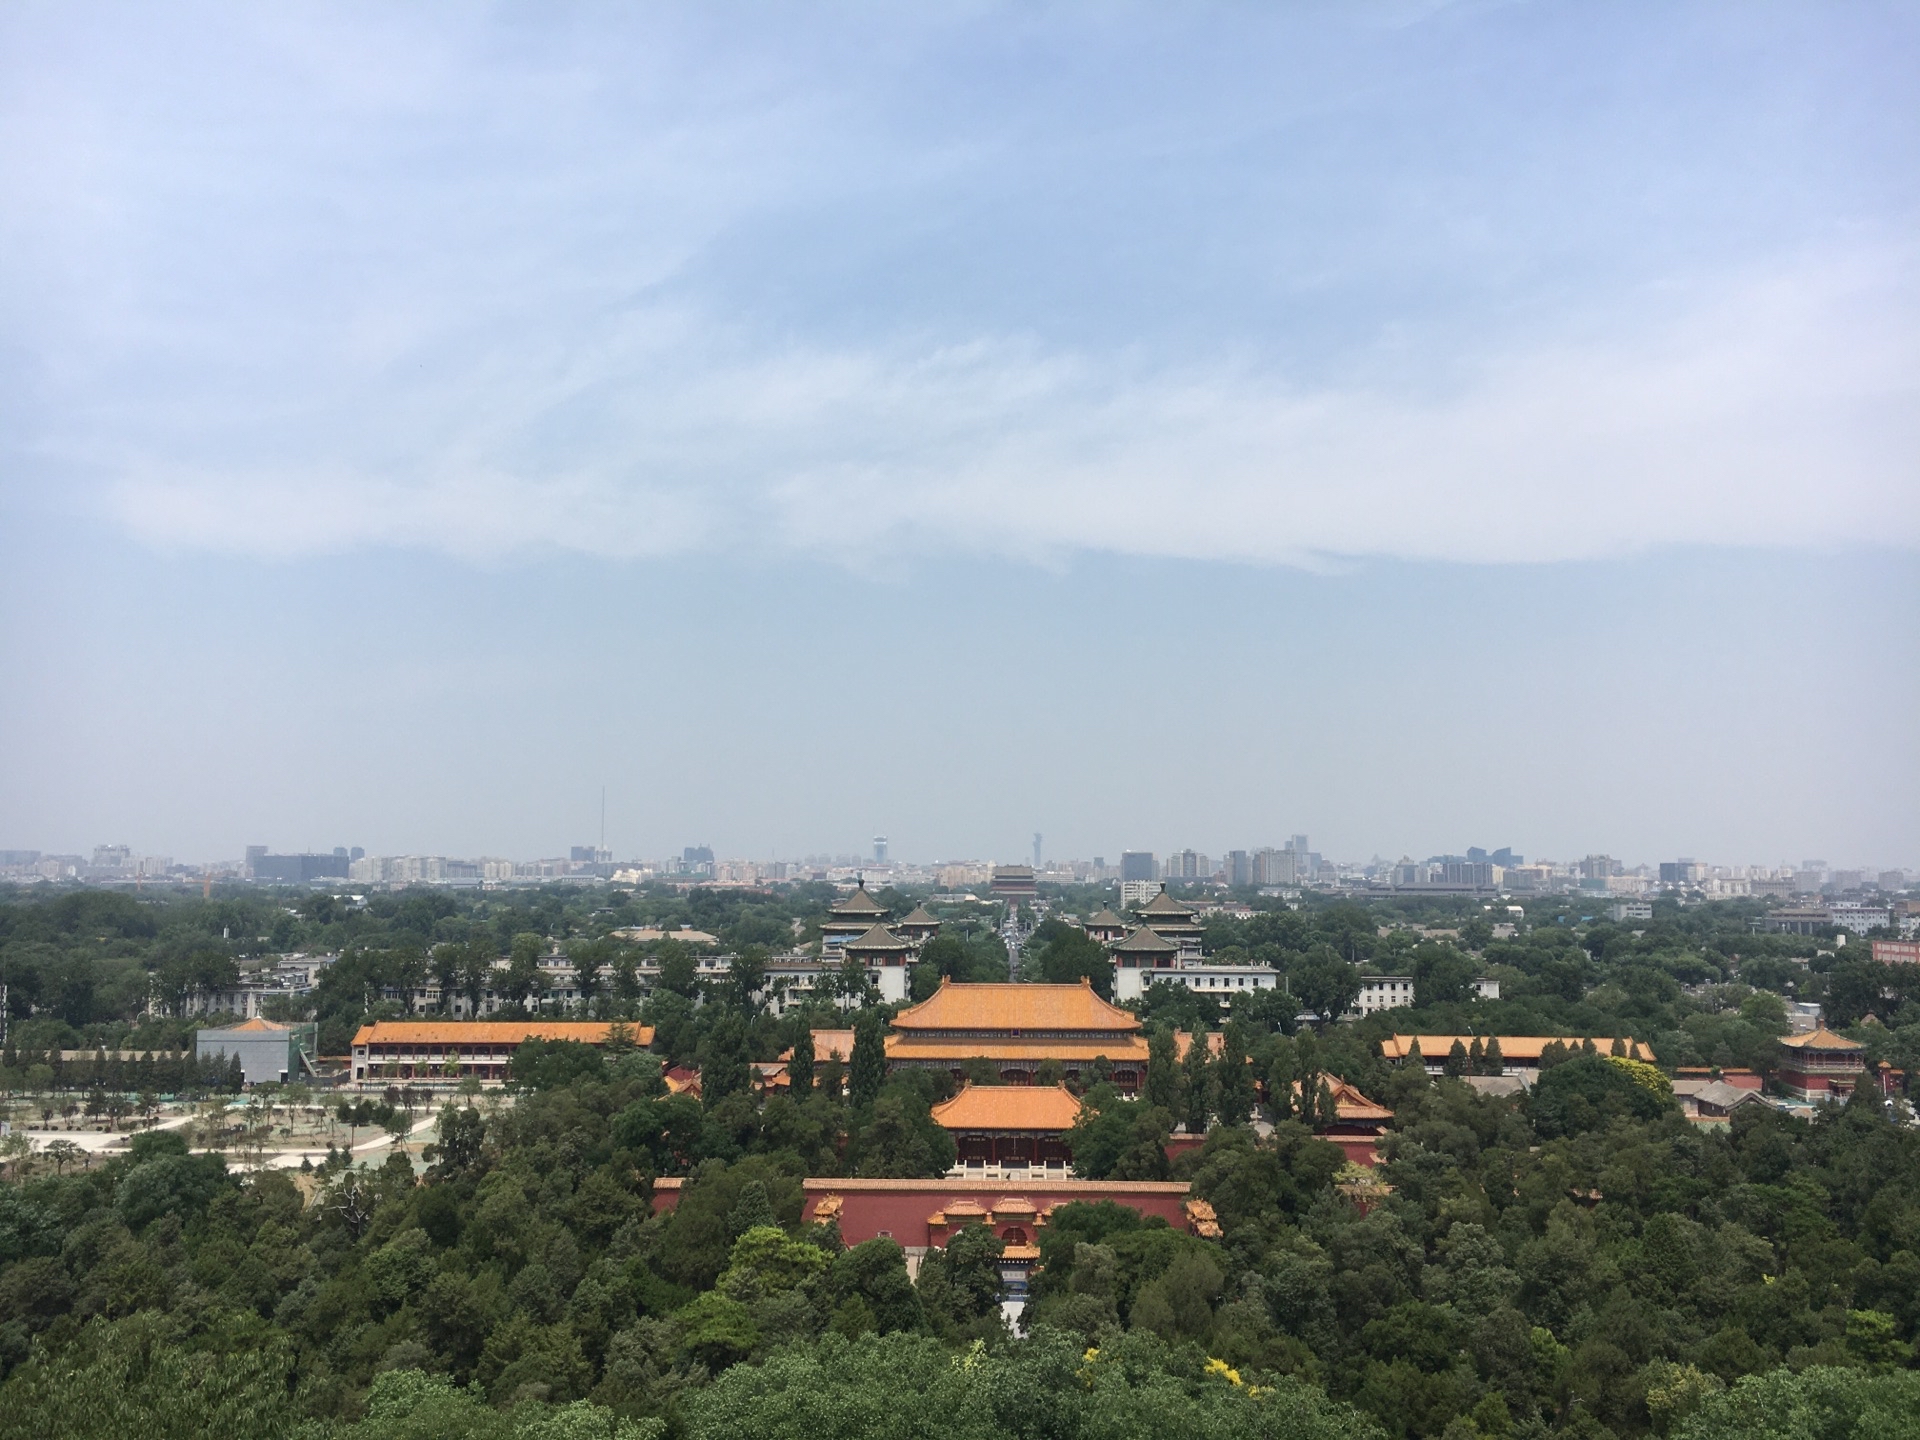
[1254,847,1297,886]
[1120,851,1157,883]
[1659,860,1707,885]
[250,850,349,883]
[1226,850,1253,887]
[683,845,715,865]
[1289,835,1309,856]
[873,835,889,863]
[1491,847,1523,868]
[1164,849,1209,881]
[1033,833,1043,869]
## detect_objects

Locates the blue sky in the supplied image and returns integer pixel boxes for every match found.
[2,2,1916,867]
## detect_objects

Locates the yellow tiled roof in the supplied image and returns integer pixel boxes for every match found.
[929,1083,1084,1132]
[886,1037,1151,1064]
[351,1020,652,1048]
[1380,1034,1654,1063]
[891,979,1142,1034]
[1778,1027,1862,1051]
[1292,1075,1393,1122]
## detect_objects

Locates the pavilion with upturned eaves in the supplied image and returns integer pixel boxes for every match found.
[931,1082,1083,1168]
[884,977,1151,1092]
[895,905,942,946]
[1108,924,1180,986]
[822,879,891,954]
[842,924,918,972]
[1132,886,1206,957]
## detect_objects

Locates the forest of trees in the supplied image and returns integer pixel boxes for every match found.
[3,880,1918,1437]
[4,1035,1920,1437]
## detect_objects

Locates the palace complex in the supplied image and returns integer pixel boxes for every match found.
[349,1019,651,1087]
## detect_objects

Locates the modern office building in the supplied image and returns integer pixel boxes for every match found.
[248,848,351,883]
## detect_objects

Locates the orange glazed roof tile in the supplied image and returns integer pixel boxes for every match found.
[1379,1034,1654,1063]
[890,980,1142,1034]
[1172,1030,1226,1062]
[808,1029,856,1061]
[1778,1027,1862,1051]
[350,1020,653,1048]
[930,1083,1084,1133]
[886,1037,1151,1064]
[218,1017,296,1032]
[1293,1076,1394,1123]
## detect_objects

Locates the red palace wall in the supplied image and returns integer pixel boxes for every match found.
[651,1176,1194,1250]
[1328,1134,1381,1168]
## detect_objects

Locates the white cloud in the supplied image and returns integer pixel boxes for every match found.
[88,245,1920,566]
[5,5,1916,569]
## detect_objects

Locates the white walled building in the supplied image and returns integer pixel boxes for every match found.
[1112,960,1280,1002]
[1354,975,1501,1015]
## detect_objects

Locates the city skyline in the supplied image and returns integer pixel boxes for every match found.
[6,837,1911,883]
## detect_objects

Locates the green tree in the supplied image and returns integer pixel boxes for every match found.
[1214,1023,1255,1128]
[501,932,548,1010]
[849,1009,887,1110]
[1180,1034,1214,1134]
[701,1012,753,1108]
[1482,1035,1504,1076]
[917,1223,1006,1338]
[788,1028,814,1099]
[1028,922,1115,998]
[1143,1025,1180,1111]
[1292,950,1361,1022]
[827,1238,923,1336]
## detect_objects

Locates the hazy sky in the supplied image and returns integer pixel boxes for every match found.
[2,2,1916,868]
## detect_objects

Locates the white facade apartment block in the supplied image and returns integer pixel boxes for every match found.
[1355,976,1500,1015]
[1112,962,1280,1002]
